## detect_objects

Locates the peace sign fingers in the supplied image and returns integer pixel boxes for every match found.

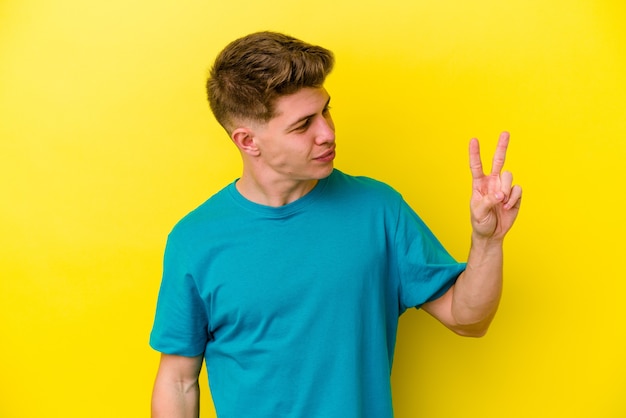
[469,131,511,181]
[467,131,521,240]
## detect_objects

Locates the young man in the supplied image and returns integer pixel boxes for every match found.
[150,31,522,417]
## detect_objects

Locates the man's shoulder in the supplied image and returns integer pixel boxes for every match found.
[168,181,236,238]
[329,169,402,201]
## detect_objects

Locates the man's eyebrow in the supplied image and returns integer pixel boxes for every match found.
[285,96,331,132]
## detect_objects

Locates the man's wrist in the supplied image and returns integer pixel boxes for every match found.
[470,232,504,251]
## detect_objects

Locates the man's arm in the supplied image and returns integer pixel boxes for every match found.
[423,132,522,337]
[152,353,204,418]
[422,236,504,337]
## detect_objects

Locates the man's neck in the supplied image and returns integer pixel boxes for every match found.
[235,174,318,207]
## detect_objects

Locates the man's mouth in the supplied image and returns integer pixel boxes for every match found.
[314,147,336,160]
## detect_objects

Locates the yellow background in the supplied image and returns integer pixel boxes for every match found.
[1,0,624,416]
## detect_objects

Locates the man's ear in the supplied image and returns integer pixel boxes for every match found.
[231,127,260,157]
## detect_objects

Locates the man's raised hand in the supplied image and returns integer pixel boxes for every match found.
[468,131,522,242]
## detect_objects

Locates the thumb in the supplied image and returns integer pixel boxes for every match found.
[471,191,502,222]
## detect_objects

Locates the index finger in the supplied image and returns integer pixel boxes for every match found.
[491,131,510,175]
[469,137,485,179]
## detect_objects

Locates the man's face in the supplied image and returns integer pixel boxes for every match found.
[250,87,336,183]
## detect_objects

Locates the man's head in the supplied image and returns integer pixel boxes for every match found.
[206,31,334,133]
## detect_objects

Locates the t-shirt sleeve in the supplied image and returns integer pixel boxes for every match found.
[393,198,466,311]
[149,236,209,357]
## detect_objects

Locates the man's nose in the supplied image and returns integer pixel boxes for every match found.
[315,115,335,144]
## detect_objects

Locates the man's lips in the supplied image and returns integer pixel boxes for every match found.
[314,147,336,160]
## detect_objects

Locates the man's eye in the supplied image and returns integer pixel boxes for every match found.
[323,105,332,114]
[296,119,312,131]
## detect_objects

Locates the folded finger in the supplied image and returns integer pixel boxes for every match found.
[504,185,522,210]
[500,170,513,202]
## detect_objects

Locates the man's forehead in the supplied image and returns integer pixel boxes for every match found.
[274,87,330,117]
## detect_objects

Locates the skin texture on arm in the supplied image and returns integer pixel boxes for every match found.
[151,354,204,418]
[422,132,522,337]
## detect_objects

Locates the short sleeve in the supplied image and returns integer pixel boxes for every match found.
[394,199,466,311]
[149,236,209,357]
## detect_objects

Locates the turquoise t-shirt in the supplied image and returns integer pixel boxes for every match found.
[150,169,466,417]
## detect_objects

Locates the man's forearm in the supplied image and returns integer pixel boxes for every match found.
[451,234,504,335]
[151,378,200,418]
